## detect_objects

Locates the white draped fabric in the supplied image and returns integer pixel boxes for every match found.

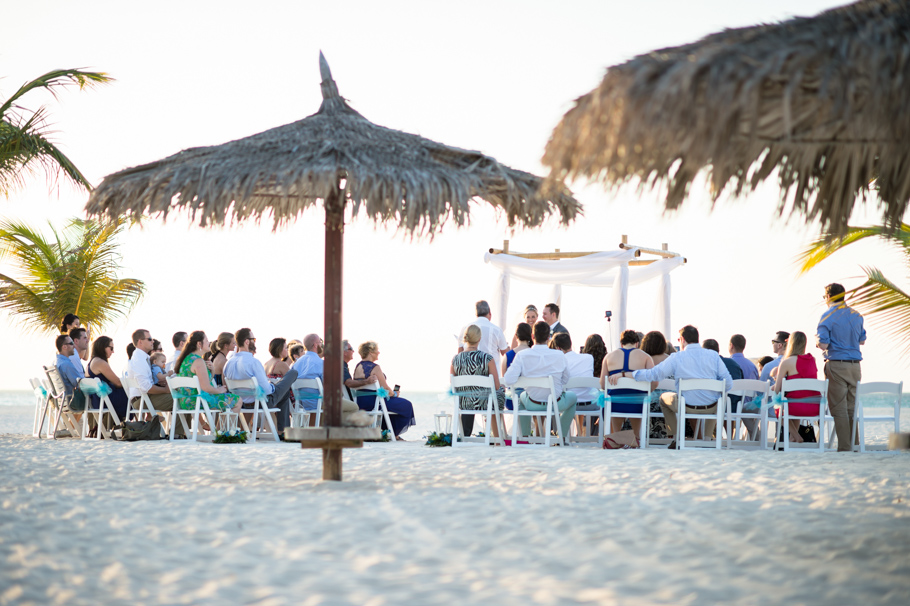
[484,251,684,345]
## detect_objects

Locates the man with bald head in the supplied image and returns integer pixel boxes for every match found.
[291,333,360,422]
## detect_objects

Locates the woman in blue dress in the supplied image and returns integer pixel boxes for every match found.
[353,341,416,440]
[86,336,130,420]
[601,330,655,435]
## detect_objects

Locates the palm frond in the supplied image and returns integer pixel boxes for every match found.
[848,267,910,359]
[0,217,143,334]
[797,223,910,274]
[0,69,112,117]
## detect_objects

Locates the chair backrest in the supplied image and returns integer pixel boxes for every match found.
[511,376,556,401]
[29,377,40,390]
[856,381,902,416]
[292,378,324,391]
[780,378,827,396]
[609,377,651,393]
[225,376,265,401]
[678,378,726,393]
[451,374,496,390]
[729,379,770,395]
[166,375,203,392]
[79,377,102,392]
[656,379,676,391]
[565,376,600,403]
[43,365,66,400]
[121,374,138,392]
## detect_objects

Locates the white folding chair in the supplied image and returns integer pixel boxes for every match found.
[507,376,563,447]
[121,374,171,432]
[677,378,726,450]
[224,376,280,443]
[40,365,82,439]
[603,378,651,448]
[778,378,829,452]
[30,377,52,438]
[79,378,122,440]
[565,376,602,444]
[853,381,902,452]
[166,375,220,442]
[350,384,398,439]
[451,374,506,447]
[723,379,775,449]
[290,378,324,427]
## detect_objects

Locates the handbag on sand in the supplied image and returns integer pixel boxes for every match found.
[114,417,165,441]
[603,429,639,449]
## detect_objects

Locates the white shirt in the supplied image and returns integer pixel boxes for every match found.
[126,349,155,399]
[223,351,275,404]
[632,343,733,406]
[502,344,570,402]
[564,351,596,402]
[165,348,181,373]
[460,316,509,376]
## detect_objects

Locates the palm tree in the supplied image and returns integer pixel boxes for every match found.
[1,68,112,196]
[798,223,910,356]
[0,217,145,334]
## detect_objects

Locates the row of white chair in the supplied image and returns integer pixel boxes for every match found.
[448,373,902,451]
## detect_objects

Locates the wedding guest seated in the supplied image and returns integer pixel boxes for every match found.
[166,331,187,372]
[641,330,671,438]
[60,313,80,335]
[209,332,235,386]
[223,328,297,439]
[87,336,129,420]
[703,339,743,414]
[772,331,821,443]
[757,356,774,374]
[291,334,326,413]
[353,341,416,440]
[580,333,607,435]
[502,321,577,440]
[289,344,305,364]
[343,339,377,399]
[601,330,654,435]
[555,333,598,436]
[503,322,533,375]
[451,325,506,439]
[68,327,89,378]
[265,338,291,378]
[151,339,164,355]
[126,329,182,434]
[54,334,80,398]
[125,343,135,361]
[149,352,172,384]
[173,331,242,424]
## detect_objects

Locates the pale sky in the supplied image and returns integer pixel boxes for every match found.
[3,0,907,392]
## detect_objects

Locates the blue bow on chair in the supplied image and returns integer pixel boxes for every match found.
[79,381,112,397]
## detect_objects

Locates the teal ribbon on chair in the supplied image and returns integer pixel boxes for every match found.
[169,388,218,406]
[597,392,650,409]
[771,392,788,406]
[291,390,323,401]
[37,385,48,399]
[79,381,112,397]
[232,383,270,400]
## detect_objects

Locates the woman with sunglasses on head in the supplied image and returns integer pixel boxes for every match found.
[87,336,130,420]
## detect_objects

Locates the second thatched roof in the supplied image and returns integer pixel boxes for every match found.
[543,0,910,235]
[86,54,580,234]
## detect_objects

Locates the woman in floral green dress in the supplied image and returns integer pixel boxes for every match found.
[173,331,242,413]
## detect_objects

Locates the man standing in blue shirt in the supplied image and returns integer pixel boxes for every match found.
[816,283,866,452]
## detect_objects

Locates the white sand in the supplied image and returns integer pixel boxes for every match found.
[1,401,908,606]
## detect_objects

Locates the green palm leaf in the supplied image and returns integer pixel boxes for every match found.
[0,68,112,195]
[797,223,910,274]
[848,268,910,358]
[0,217,144,334]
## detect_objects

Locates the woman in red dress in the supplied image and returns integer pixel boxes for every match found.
[772,331,821,443]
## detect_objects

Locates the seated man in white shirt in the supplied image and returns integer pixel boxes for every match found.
[126,328,184,436]
[553,333,598,435]
[223,327,297,439]
[503,321,577,440]
[616,325,732,449]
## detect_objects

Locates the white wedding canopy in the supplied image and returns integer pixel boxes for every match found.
[484,244,685,345]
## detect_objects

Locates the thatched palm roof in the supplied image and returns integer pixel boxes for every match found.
[86,53,579,233]
[543,0,910,236]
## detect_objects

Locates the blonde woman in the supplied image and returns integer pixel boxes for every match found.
[511,305,539,349]
[353,341,416,440]
[452,324,506,439]
[772,331,821,443]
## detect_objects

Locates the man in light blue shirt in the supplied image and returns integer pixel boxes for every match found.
[759,331,789,385]
[816,283,866,451]
[617,325,732,448]
[54,334,81,398]
[728,334,758,380]
[291,334,325,412]
[223,327,297,438]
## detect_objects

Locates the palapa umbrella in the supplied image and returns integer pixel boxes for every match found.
[86,53,579,479]
[543,0,910,236]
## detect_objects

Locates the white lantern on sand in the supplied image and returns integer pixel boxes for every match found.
[434,412,452,435]
[217,411,239,434]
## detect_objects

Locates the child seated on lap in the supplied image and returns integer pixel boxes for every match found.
[150,352,173,385]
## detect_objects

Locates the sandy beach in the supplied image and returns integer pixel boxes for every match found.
[1,398,908,605]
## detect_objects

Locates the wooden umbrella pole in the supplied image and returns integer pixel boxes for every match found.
[322,187,344,480]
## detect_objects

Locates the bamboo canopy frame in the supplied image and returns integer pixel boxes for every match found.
[543,0,910,237]
[86,53,580,480]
